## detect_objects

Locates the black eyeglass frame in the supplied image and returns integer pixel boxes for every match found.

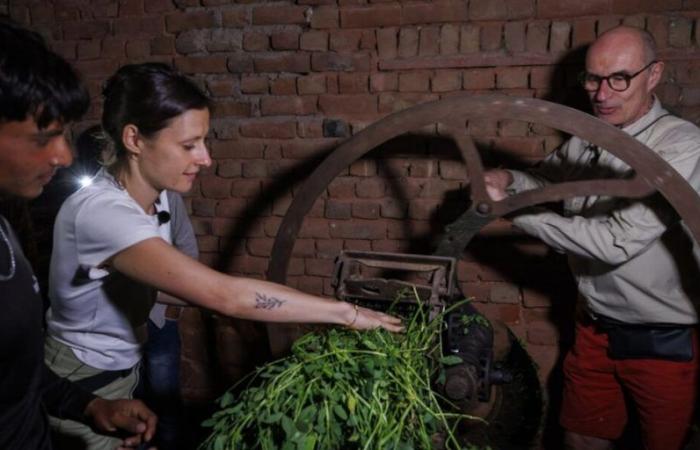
[578,60,658,92]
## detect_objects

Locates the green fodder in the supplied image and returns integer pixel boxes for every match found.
[200,298,486,450]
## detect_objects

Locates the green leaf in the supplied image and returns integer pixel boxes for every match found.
[298,434,317,450]
[439,355,463,366]
[332,404,348,421]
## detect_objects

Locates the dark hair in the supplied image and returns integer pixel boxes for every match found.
[101,62,210,166]
[0,19,89,128]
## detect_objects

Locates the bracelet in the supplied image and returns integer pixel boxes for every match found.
[347,303,359,328]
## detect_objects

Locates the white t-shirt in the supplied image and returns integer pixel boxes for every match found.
[47,169,172,370]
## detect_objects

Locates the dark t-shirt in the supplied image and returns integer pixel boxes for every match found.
[0,216,94,449]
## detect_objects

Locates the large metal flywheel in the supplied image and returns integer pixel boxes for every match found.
[265,94,700,448]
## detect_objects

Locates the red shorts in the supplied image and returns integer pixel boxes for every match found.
[560,321,698,450]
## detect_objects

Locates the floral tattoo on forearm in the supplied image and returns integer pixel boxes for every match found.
[255,292,287,309]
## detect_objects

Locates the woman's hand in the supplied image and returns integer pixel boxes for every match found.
[345,304,404,332]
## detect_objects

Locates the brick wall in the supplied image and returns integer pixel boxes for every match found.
[8,0,700,410]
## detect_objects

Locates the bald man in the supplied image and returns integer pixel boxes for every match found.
[485,26,700,450]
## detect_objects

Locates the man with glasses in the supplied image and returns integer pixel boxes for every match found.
[485,26,700,450]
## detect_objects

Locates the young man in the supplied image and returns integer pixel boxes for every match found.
[485,26,700,450]
[0,19,156,450]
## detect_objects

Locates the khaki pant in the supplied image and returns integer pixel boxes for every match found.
[44,337,140,450]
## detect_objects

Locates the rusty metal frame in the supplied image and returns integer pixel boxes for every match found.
[266,94,700,353]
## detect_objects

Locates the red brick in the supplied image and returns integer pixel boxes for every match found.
[329,219,387,239]
[243,32,269,51]
[297,120,324,138]
[490,283,521,304]
[398,28,419,58]
[222,8,249,27]
[298,74,327,94]
[669,17,693,48]
[253,5,309,25]
[327,177,356,198]
[310,6,338,29]
[622,14,646,29]
[306,258,335,277]
[217,160,242,178]
[151,36,174,55]
[270,78,298,95]
[418,27,440,56]
[175,56,227,74]
[550,21,571,53]
[359,30,376,50]
[647,16,669,49]
[463,68,496,90]
[241,75,268,94]
[493,137,544,158]
[325,200,352,219]
[200,176,232,199]
[503,22,525,54]
[480,22,503,52]
[319,94,377,115]
[352,201,380,219]
[338,73,369,93]
[330,29,362,52]
[398,71,430,92]
[271,31,300,50]
[370,73,398,92]
[377,198,406,219]
[526,323,559,346]
[64,20,110,40]
[460,24,480,53]
[126,40,150,59]
[439,160,467,180]
[196,235,219,253]
[240,120,297,139]
[281,140,332,159]
[165,11,218,33]
[596,17,621,35]
[51,42,76,61]
[74,59,119,78]
[216,198,248,217]
[296,218,331,239]
[300,31,328,51]
[144,0,174,13]
[402,1,469,25]
[355,179,386,198]
[77,40,100,60]
[377,92,437,114]
[408,199,440,220]
[536,0,609,18]
[247,238,273,256]
[475,303,521,325]
[311,52,370,72]
[212,101,251,118]
[316,239,343,258]
[232,179,262,198]
[507,0,536,19]
[226,55,253,73]
[254,54,310,73]
[261,96,317,116]
[340,5,401,28]
[526,21,549,53]
[377,27,398,59]
[496,67,529,89]
[470,0,507,20]
[208,29,241,53]
[118,0,142,16]
[241,160,268,178]
[440,24,460,55]
[572,17,597,48]
[431,71,461,93]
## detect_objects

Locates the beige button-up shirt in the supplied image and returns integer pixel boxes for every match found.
[507,98,700,324]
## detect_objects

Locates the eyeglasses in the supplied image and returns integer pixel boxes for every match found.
[578,61,657,92]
